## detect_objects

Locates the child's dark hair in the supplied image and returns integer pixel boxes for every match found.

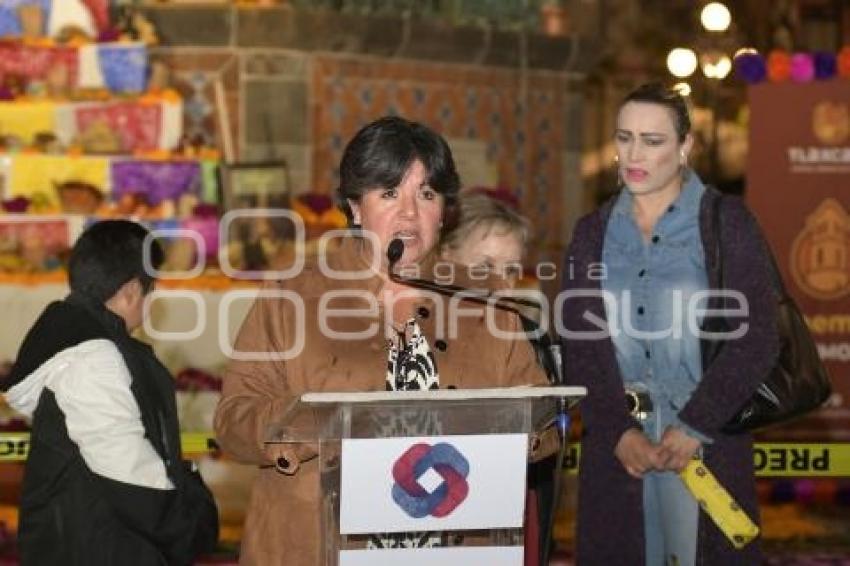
[68,220,164,302]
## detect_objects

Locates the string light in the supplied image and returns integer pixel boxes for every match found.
[701,2,731,32]
[667,48,698,78]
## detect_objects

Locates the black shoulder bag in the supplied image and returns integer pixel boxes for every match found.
[707,195,832,433]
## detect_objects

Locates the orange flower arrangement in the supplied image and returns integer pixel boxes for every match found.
[290,195,347,230]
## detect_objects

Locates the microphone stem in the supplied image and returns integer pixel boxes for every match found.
[543,342,569,566]
[388,272,542,309]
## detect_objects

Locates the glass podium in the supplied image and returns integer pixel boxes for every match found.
[266,386,586,566]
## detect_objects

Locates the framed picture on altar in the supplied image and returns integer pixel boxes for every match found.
[219,161,298,272]
[220,161,291,212]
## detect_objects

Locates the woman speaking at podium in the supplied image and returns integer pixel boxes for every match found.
[214,116,549,565]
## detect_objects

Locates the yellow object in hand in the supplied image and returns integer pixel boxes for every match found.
[679,459,759,549]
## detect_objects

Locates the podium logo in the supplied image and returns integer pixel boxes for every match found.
[391,442,470,519]
[790,198,850,300]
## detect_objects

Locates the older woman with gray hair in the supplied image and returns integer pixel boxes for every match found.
[441,192,530,286]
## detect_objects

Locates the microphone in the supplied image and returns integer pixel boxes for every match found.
[387,238,404,269]
[385,238,541,310]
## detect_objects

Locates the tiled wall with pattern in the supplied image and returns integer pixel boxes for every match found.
[311,55,573,249]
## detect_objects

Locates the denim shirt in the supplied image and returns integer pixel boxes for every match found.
[601,173,708,436]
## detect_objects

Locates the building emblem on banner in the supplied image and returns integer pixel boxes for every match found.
[391,442,470,519]
[813,102,850,145]
[790,198,850,300]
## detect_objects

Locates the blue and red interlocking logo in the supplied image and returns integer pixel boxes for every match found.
[391,442,470,518]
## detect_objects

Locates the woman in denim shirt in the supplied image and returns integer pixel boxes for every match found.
[562,83,779,565]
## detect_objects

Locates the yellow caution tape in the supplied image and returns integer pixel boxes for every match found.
[560,443,850,477]
[750,443,849,477]
[0,432,29,462]
[0,432,219,462]
[679,459,759,548]
[1,434,849,477]
[180,432,220,455]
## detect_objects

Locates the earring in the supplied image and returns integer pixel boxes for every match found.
[614,155,623,186]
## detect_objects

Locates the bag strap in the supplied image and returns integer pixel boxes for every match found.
[761,234,789,299]
[713,190,787,300]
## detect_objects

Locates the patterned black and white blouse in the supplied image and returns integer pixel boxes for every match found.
[385,318,439,392]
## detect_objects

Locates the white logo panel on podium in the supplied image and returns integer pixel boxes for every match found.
[339,434,527,535]
[339,546,524,566]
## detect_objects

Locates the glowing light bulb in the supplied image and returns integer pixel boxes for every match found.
[667,48,698,78]
[701,2,731,32]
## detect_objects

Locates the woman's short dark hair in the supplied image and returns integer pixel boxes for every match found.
[336,116,461,224]
[621,83,691,143]
[68,220,164,303]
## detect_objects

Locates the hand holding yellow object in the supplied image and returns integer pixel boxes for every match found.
[679,459,760,549]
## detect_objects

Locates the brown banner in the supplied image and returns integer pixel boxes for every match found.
[747,80,850,441]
